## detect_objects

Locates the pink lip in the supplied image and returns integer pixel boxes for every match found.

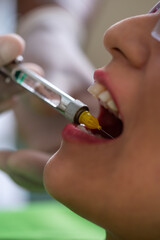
[62,123,108,144]
[93,68,111,88]
[94,68,120,112]
[62,68,120,144]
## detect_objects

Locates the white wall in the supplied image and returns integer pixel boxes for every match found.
[86,0,158,68]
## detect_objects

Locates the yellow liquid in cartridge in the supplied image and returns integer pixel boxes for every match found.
[78,111,101,130]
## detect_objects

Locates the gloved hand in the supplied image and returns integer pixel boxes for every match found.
[0,149,50,192]
[0,34,25,112]
[0,34,48,192]
[14,6,98,152]
[0,34,43,113]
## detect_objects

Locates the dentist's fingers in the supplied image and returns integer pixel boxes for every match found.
[22,63,44,76]
[0,61,44,113]
[0,150,13,171]
[0,34,25,66]
[0,149,50,192]
[0,96,19,113]
[7,149,50,182]
[0,34,25,112]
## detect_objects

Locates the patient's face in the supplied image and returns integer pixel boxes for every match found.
[44,10,160,240]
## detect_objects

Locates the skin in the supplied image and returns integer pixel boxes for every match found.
[0,0,99,190]
[0,34,49,191]
[44,12,160,240]
[0,149,50,192]
[0,34,43,112]
[15,0,100,152]
[0,34,25,112]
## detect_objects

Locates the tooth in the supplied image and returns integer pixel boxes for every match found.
[107,100,118,112]
[88,82,106,97]
[98,90,111,102]
[88,82,119,116]
[100,101,109,109]
[77,124,88,133]
[77,125,95,136]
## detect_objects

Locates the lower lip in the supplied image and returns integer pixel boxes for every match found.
[62,123,108,144]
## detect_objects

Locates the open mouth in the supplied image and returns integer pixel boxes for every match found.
[87,82,123,140]
[62,81,123,143]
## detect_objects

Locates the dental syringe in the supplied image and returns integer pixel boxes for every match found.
[0,56,103,131]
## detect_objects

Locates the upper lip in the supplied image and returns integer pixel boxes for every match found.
[94,68,108,85]
[94,68,113,92]
[93,68,120,115]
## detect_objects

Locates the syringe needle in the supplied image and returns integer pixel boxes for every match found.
[99,128,114,139]
[0,56,115,139]
[78,111,114,139]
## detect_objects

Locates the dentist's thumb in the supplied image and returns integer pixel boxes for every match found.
[0,34,25,66]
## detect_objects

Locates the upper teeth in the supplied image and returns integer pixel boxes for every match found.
[88,82,118,115]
